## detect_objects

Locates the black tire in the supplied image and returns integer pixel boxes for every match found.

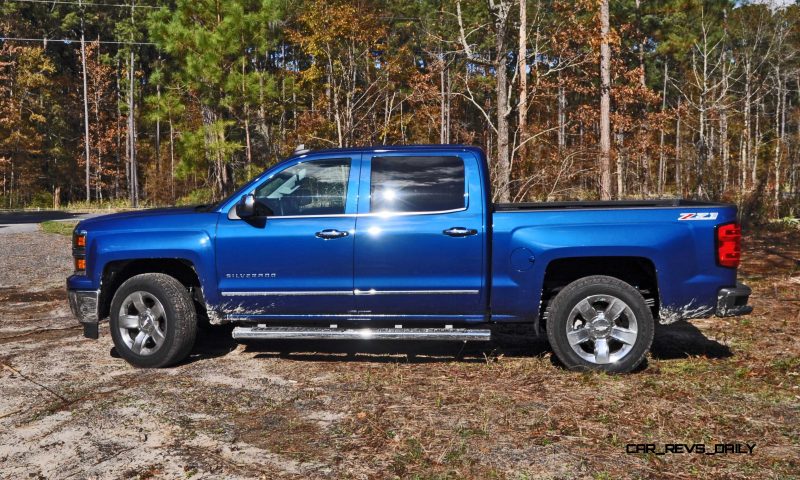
[546,275,654,373]
[109,273,197,368]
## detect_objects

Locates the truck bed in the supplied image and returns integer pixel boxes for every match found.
[494,199,729,211]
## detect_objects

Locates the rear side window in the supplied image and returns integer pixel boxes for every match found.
[370,156,465,213]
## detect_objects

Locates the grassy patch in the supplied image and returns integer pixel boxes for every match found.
[40,220,78,236]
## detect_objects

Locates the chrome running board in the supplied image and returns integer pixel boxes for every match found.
[232,325,491,342]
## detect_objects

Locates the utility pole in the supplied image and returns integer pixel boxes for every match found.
[79,0,91,202]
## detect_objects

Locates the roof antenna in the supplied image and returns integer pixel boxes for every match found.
[293,144,310,155]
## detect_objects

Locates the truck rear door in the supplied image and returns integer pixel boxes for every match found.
[352,151,486,319]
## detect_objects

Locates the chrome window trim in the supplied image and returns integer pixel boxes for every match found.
[356,207,468,218]
[228,206,469,220]
[222,289,479,297]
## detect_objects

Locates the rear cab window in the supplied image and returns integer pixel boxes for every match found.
[369,156,466,213]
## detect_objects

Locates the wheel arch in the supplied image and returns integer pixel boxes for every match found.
[99,258,206,321]
[539,256,659,329]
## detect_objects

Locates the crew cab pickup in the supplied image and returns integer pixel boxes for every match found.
[67,145,752,372]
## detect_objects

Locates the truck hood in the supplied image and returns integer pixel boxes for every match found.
[76,206,217,233]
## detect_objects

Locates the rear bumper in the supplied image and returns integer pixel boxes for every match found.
[67,289,100,339]
[716,283,753,317]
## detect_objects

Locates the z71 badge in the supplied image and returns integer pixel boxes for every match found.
[678,212,718,221]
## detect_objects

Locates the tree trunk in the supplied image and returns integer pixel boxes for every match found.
[93,68,102,202]
[128,51,138,207]
[494,4,511,203]
[720,106,729,193]
[657,62,668,194]
[558,75,566,154]
[518,0,528,162]
[675,100,682,194]
[696,47,708,198]
[636,0,646,89]
[169,117,175,203]
[155,83,162,175]
[599,0,612,200]
[446,68,451,143]
[440,49,447,144]
[115,58,122,200]
[774,68,785,218]
[243,53,252,166]
[244,114,252,165]
[753,100,762,186]
[742,61,752,190]
[616,130,624,197]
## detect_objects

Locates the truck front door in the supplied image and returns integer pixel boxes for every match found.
[215,155,359,318]
[353,152,486,320]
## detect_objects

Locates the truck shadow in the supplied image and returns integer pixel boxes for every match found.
[651,321,733,360]
[183,321,731,366]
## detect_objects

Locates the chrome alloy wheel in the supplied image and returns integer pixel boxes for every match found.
[565,294,638,365]
[117,291,167,356]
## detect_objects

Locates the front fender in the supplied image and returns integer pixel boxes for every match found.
[83,230,219,305]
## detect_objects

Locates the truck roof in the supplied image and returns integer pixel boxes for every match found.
[289,144,485,159]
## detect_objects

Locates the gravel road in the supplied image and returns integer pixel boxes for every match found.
[0,227,797,479]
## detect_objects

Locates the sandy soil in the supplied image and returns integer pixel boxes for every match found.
[0,227,797,479]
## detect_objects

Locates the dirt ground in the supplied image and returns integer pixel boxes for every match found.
[0,227,798,479]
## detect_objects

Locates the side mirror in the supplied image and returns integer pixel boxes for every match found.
[236,194,273,219]
[236,194,256,218]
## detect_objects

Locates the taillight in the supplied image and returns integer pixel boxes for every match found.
[73,229,87,273]
[716,222,741,268]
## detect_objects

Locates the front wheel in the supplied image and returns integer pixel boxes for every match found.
[546,275,654,373]
[109,273,197,368]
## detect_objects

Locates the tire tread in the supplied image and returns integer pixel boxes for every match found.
[545,275,654,373]
[110,273,197,368]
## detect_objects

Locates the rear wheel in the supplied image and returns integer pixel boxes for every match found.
[546,275,653,373]
[109,273,197,368]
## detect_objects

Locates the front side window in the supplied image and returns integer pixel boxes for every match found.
[255,158,350,216]
[370,156,465,213]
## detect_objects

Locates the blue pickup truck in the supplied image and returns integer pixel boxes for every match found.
[67,145,752,372]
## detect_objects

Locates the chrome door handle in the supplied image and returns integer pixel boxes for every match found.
[315,229,349,239]
[443,227,478,237]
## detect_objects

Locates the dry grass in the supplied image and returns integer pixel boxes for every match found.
[0,228,798,479]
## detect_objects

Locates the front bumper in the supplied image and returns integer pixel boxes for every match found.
[716,283,753,317]
[68,289,100,339]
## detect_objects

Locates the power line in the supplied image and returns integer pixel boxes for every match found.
[3,0,160,8]
[0,36,156,45]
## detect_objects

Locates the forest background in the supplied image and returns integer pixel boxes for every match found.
[2,0,799,222]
